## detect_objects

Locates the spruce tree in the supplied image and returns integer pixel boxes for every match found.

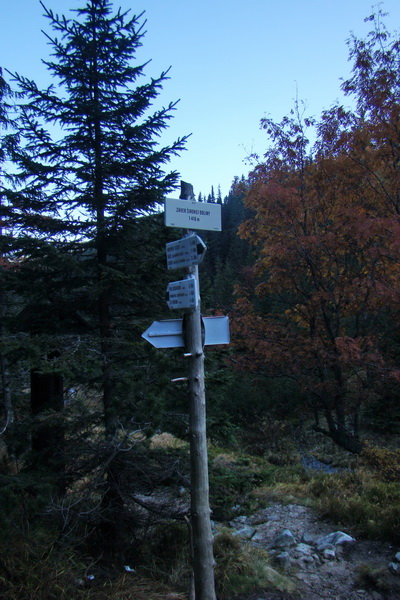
[4,0,188,436]
[0,1,190,559]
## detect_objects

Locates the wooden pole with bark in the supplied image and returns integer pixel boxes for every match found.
[180,182,216,600]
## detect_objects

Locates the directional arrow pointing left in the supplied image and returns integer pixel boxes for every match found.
[142,316,230,349]
[141,319,183,348]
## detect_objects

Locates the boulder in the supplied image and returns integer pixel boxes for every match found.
[388,561,400,575]
[317,531,355,550]
[294,543,313,556]
[231,524,257,539]
[301,532,315,544]
[322,548,336,560]
[269,528,296,549]
[272,551,291,570]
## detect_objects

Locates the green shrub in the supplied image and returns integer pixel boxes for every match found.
[240,418,299,460]
[208,452,286,519]
[0,471,56,543]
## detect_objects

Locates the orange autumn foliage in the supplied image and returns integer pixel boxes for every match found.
[232,11,400,450]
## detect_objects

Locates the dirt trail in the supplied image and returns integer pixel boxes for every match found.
[236,503,399,600]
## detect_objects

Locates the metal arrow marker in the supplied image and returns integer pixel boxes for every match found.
[142,316,230,349]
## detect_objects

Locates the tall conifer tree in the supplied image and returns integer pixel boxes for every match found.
[3,0,188,435]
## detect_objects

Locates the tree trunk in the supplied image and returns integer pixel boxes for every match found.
[31,358,65,490]
[313,408,364,454]
[328,426,364,454]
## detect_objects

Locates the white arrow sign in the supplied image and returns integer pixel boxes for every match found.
[166,234,207,270]
[165,198,221,231]
[142,316,230,349]
[166,276,199,310]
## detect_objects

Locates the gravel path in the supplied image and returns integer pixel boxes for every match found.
[232,503,400,600]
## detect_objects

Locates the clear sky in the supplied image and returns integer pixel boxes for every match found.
[1,0,400,199]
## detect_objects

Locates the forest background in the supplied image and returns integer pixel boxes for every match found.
[1,1,400,599]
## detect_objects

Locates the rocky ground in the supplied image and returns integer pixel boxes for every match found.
[228,503,400,600]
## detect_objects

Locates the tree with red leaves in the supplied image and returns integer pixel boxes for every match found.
[233,10,400,452]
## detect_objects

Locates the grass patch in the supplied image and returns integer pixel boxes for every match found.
[208,447,307,519]
[214,529,296,599]
[216,442,400,546]
[308,470,400,543]
[361,444,400,482]
[0,536,94,600]
[149,432,189,451]
[136,521,191,590]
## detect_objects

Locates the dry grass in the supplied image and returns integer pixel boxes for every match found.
[0,542,187,600]
[306,468,400,543]
[149,433,189,450]
[213,529,296,599]
[88,574,187,600]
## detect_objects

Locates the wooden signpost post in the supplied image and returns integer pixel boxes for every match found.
[178,183,216,600]
[142,181,225,600]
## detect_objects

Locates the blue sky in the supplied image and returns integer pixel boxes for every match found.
[1,0,400,198]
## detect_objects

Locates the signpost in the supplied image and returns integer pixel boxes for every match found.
[142,182,227,600]
[166,276,199,310]
[166,233,206,270]
[165,197,221,231]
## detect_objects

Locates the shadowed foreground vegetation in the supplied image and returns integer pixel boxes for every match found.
[0,423,399,600]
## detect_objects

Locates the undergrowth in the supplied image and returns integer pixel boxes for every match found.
[308,470,400,544]
[208,446,307,519]
[214,529,295,599]
[136,521,191,590]
[215,438,400,546]
[2,430,400,599]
